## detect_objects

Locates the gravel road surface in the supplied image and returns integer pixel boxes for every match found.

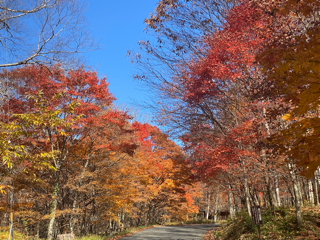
[119,224,218,240]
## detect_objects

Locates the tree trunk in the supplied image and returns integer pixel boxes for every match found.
[70,191,78,235]
[288,186,295,206]
[293,178,302,225]
[317,168,320,187]
[9,188,14,240]
[37,220,40,239]
[274,173,281,207]
[315,170,319,205]
[228,184,235,219]
[214,193,219,222]
[252,187,260,206]
[302,178,309,202]
[308,178,314,205]
[263,188,269,208]
[261,147,276,211]
[233,192,238,214]
[297,178,304,206]
[265,174,275,215]
[206,190,210,220]
[47,170,60,240]
[289,163,302,225]
[244,176,251,217]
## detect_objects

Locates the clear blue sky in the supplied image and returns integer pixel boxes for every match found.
[84,0,159,115]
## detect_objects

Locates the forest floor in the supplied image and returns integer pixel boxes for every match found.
[203,206,320,240]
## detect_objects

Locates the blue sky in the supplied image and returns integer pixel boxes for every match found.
[84,0,159,116]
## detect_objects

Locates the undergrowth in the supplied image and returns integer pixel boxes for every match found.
[208,206,320,240]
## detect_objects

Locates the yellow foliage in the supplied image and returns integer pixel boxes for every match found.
[281,113,293,121]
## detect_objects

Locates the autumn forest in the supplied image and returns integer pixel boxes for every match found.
[1,0,320,239]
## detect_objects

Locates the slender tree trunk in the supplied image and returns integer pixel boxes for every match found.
[284,176,295,206]
[228,184,235,219]
[109,216,112,236]
[261,147,276,211]
[70,191,78,235]
[47,131,72,240]
[297,178,304,206]
[263,188,269,208]
[252,187,260,206]
[47,170,60,240]
[315,170,319,205]
[289,163,302,225]
[288,185,295,206]
[283,189,288,206]
[244,175,251,217]
[302,178,309,202]
[293,178,302,225]
[206,191,210,220]
[317,168,320,187]
[262,106,276,211]
[9,188,14,240]
[308,178,314,205]
[37,220,40,239]
[214,194,219,222]
[274,173,281,207]
[233,192,238,214]
[265,174,275,215]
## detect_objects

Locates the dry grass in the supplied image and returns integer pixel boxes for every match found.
[205,206,320,240]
